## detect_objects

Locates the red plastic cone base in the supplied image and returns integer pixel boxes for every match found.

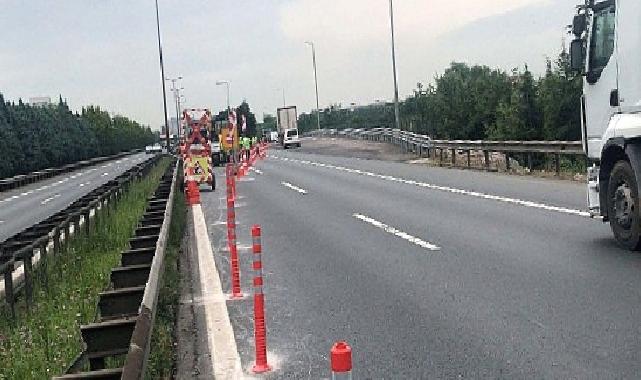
[251,363,272,374]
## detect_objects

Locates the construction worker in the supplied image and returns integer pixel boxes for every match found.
[242,136,251,161]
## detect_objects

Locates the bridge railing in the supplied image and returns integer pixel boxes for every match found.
[306,128,585,175]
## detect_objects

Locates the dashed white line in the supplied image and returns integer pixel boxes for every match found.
[251,168,263,175]
[20,190,34,196]
[281,181,308,194]
[276,156,590,218]
[79,181,91,187]
[41,194,61,205]
[354,213,441,251]
[102,172,109,176]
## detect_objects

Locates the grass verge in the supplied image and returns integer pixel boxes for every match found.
[0,157,171,379]
[145,184,186,379]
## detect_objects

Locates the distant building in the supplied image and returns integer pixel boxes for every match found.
[29,97,52,107]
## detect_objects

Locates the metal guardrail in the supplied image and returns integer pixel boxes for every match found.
[53,158,178,380]
[307,128,584,175]
[0,149,144,193]
[0,154,161,319]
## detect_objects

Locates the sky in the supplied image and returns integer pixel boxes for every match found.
[0,0,579,129]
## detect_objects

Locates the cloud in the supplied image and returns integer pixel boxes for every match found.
[280,0,551,48]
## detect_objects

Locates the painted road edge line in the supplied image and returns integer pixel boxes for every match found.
[353,213,441,251]
[276,156,590,218]
[281,181,308,194]
[191,204,244,378]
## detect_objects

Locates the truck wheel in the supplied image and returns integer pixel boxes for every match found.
[608,160,641,250]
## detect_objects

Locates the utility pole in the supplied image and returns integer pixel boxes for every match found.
[166,76,183,141]
[154,0,170,151]
[389,0,401,144]
[305,41,321,132]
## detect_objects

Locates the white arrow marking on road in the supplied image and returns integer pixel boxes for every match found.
[354,213,441,251]
[276,156,591,218]
[281,181,308,194]
[41,194,61,205]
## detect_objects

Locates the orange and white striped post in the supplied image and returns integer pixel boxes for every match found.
[251,225,271,373]
[226,199,242,298]
[331,341,352,380]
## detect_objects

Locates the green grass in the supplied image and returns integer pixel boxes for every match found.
[0,158,171,379]
[145,186,186,380]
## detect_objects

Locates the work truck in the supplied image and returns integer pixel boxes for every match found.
[277,106,300,149]
[570,0,641,249]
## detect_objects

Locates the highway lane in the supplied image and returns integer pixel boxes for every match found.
[202,150,641,379]
[0,152,150,242]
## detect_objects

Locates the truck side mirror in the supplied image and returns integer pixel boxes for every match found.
[572,14,586,37]
[570,39,585,73]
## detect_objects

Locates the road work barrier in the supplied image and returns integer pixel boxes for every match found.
[307,128,584,176]
[0,149,143,193]
[226,198,242,299]
[251,225,271,374]
[0,154,161,319]
[331,341,353,380]
[54,158,178,379]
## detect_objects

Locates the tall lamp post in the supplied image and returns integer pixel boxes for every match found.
[389,0,401,134]
[305,41,321,132]
[154,0,170,151]
[216,80,231,113]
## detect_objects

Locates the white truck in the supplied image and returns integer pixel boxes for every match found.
[570,0,641,249]
[277,106,301,149]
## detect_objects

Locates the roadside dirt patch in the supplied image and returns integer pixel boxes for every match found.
[295,137,416,161]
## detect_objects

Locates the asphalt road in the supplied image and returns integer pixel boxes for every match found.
[201,147,641,379]
[0,153,150,242]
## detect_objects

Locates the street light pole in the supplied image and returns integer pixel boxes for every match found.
[389,0,401,135]
[154,0,170,152]
[305,41,321,132]
[216,80,231,113]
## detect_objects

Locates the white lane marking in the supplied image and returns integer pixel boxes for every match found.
[192,204,244,378]
[102,172,109,176]
[281,181,308,194]
[0,221,4,224]
[41,194,61,205]
[354,213,441,251]
[20,190,34,196]
[37,185,50,191]
[79,181,91,187]
[251,168,263,175]
[275,156,590,218]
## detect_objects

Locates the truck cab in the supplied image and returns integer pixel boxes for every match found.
[571,0,641,249]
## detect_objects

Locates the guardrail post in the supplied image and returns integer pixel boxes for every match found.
[505,153,511,171]
[484,150,490,171]
[555,153,561,176]
[4,261,15,319]
[53,227,61,255]
[439,149,444,167]
[24,251,34,309]
[466,150,471,169]
[451,149,456,167]
[84,208,91,235]
[527,153,533,172]
[74,213,81,237]
[40,240,49,292]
